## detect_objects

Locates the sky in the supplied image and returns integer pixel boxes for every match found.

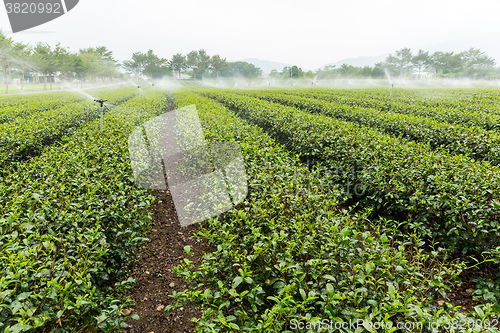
[2,0,500,70]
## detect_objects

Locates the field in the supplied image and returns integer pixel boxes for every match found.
[1,86,500,332]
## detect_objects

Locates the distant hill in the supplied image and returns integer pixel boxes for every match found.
[231,58,292,74]
[319,54,388,70]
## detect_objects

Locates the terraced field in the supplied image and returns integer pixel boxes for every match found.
[1,87,500,332]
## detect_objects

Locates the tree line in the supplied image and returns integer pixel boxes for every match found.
[122,49,262,80]
[0,30,264,94]
[2,28,498,95]
[315,48,500,80]
[0,31,122,93]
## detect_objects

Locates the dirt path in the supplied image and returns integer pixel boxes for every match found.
[123,188,210,333]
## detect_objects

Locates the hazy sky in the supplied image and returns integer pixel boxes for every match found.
[2,0,500,70]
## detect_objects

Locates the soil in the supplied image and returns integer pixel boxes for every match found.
[122,188,210,333]
[445,269,481,312]
[444,260,498,313]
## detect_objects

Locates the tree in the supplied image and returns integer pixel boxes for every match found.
[412,49,431,78]
[0,31,14,94]
[269,69,280,77]
[142,50,168,79]
[123,52,146,78]
[61,52,83,85]
[431,51,463,74]
[281,66,291,77]
[79,48,101,85]
[462,48,495,69]
[186,50,199,80]
[52,44,79,85]
[11,42,32,91]
[33,43,58,90]
[386,48,413,77]
[95,46,117,64]
[217,61,262,78]
[281,65,303,79]
[197,49,211,79]
[170,53,187,79]
[339,64,354,78]
[210,54,227,78]
[291,65,303,78]
[93,46,120,82]
[123,50,168,80]
[371,62,385,78]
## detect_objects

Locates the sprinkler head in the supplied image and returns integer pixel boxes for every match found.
[94,99,107,107]
[137,86,141,89]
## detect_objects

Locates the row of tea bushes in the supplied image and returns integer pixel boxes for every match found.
[169,91,473,332]
[0,93,83,124]
[242,90,500,165]
[0,91,168,332]
[292,88,500,115]
[288,89,500,131]
[202,91,500,255]
[0,89,137,169]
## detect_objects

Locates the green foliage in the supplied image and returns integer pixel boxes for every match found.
[0,90,169,331]
[210,55,227,78]
[170,53,188,79]
[168,91,497,332]
[0,93,82,124]
[201,90,500,255]
[122,50,170,79]
[213,61,262,78]
[241,90,500,166]
[0,88,137,169]
[286,88,500,132]
[281,65,305,79]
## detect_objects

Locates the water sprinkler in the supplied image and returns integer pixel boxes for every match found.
[94,99,108,132]
[137,86,141,98]
[390,84,394,99]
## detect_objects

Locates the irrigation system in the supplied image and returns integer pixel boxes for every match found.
[94,98,108,132]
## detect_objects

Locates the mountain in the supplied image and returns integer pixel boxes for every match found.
[319,54,388,70]
[231,58,292,74]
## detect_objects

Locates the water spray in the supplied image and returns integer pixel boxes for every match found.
[94,99,108,132]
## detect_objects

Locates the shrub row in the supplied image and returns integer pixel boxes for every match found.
[292,88,500,115]
[0,93,84,124]
[0,93,58,108]
[201,90,500,255]
[0,90,168,332]
[0,89,137,169]
[287,89,500,131]
[170,91,471,332]
[242,90,500,166]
